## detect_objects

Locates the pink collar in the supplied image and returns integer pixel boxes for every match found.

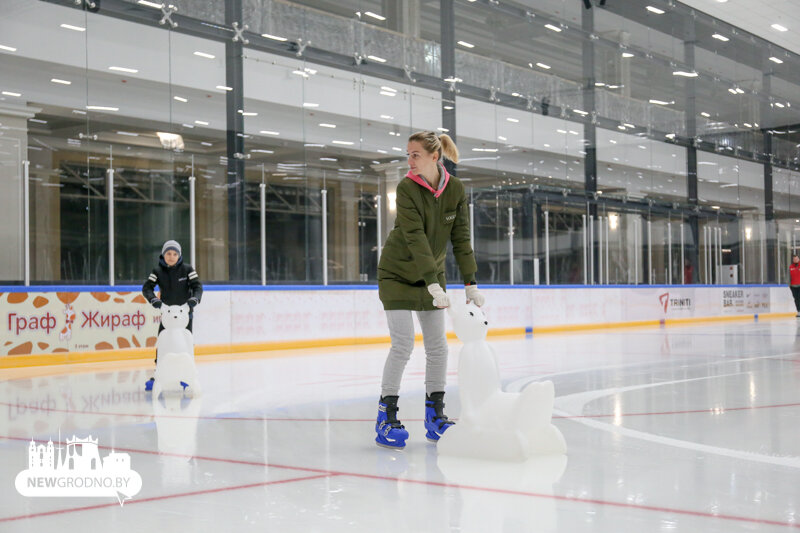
[405,163,450,198]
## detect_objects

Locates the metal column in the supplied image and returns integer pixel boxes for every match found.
[260,182,267,286]
[597,216,608,285]
[667,222,672,284]
[582,214,588,285]
[589,215,594,285]
[22,160,30,286]
[321,189,328,286]
[646,219,652,285]
[107,165,115,287]
[469,202,475,251]
[680,223,685,285]
[508,207,514,285]
[376,195,382,264]
[544,210,550,285]
[189,177,196,268]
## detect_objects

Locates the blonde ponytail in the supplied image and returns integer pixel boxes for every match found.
[438,133,460,164]
[408,130,460,164]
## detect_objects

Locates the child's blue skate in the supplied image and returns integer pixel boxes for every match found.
[424,391,454,442]
[145,377,155,392]
[375,396,409,449]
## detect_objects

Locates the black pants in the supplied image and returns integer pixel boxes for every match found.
[154,318,193,364]
[791,286,800,312]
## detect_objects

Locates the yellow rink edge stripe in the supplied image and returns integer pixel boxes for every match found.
[0,312,794,369]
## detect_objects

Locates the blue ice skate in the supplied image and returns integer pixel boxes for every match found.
[424,391,455,442]
[145,377,155,392]
[375,396,409,449]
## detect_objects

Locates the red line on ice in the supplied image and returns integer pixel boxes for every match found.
[1,434,797,529]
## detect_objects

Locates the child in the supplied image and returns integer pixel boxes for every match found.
[142,240,203,390]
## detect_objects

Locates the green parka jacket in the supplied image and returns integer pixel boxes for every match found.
[378,163,477,311]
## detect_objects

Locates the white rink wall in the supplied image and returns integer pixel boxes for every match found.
[0,285,794,357]
[193,285,797,346]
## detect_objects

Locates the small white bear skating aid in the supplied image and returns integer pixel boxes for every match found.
[436,303,566,462]
[153,304,201,398]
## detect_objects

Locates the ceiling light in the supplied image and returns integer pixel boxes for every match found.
[457,41,475,48]
[2,91,21,97]
[622,52,634,58]
[392,147,402,151]
[29,118,47,124]
[138,0,164,7]
[319,123,336,128]
[86,105,118,111]
[573,109,588,115]
[673,70,698,77]
[60,23,86,32]
[557,129,567,134]
[0,45,17,52]
[367,55,387,63]
[443,77,462,83]
[194,51,215,59]
[443,105,454,110]
[595,82,606,87]
[174,96,188,103]
[51,78,71,85]
[772,23,788,32]
[109,66,138,73]
[364,11,386,21]
[320,157,337,161]
[544,24,562,32]
[194,120,209,126]
[116,131,139,137]
[303,102,319,107]
[379,91,396,97]
[609,140,617,144]
[646,6,665,14]
[332,140,354,145]
[649,99,672,105]
[506,117,519,123]
[735,88,745,94]
[437,127,449,132]
[712,33,729,42]
[262,33,288,41]
[498,136,507,141]
[536,62,551,69]
[239,111,258,116]
[260,130,280,135]
[216,85,233,91]
[769,56,784,64]
[251,149,274,154]
[711,205,720,210]
[381,86,398,93]
[180,123,194,128]
[775,102,785,108]
[701,111,711,117]
[380,115,394,119]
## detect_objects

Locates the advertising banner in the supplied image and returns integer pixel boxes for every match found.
[1,291,161,356]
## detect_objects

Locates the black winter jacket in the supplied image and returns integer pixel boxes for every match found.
[142,256,203,307]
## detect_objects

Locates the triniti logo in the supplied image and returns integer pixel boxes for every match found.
[659,292,693,313]
[15,433,142,506]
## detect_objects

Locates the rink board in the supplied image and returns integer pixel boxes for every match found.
[0,285,795,365]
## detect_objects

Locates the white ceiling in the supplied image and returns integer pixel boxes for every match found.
[679,0,800,55]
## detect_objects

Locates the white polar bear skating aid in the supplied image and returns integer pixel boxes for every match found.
[153,304,201,398]
[436,303,566,461]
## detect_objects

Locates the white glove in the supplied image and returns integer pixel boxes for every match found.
[465,285,485,307]
[427,283,450,308]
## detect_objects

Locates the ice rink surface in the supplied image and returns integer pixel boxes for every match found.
[1,318,799,532]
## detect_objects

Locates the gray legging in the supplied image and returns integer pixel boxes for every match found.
[381,309,448,397]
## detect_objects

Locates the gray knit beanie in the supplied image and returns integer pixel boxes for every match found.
[161,240,182,257]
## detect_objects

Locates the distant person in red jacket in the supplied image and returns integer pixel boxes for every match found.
[683,258,693,284]
[790,255,800,316]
